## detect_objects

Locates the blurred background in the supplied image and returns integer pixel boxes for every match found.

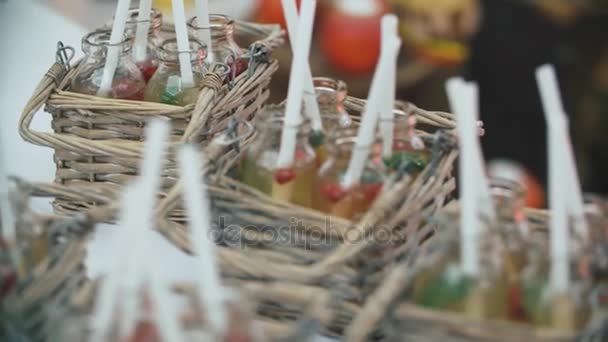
[17,0,608,203]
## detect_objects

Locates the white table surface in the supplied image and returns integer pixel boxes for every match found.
[0,1,334,340]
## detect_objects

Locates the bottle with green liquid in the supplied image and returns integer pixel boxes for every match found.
[375,107,429,176]
[144,38,208,106]
[239,106,316,207]
[413,221,508,320]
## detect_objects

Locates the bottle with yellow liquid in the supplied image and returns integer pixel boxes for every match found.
[239,106,316,207]
[310,77,352,166]
[413,216,508,320]
[375,108,429,176]
[520,244,590,332]
[489,178,530,321]
[144,38,208,106]
[313,128,384,220]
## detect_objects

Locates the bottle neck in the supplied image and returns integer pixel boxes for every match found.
[157,38,207,66]
[82,30,131,58]
[124,8,163,37]
[188,15,237,46]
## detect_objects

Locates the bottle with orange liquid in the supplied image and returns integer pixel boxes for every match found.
[313,128,384,220]
[239,106,316,207]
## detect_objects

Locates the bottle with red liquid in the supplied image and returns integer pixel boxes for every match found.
[313,128,384,220]
[239,106,316,207]
[71,30,146,101]
[122,8,164,82]
[143,38,208,106]
[311,77,352,166]
[188,15,247,80]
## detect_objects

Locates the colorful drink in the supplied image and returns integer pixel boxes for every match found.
[143,38,208,106]
[239,108,316,207]
[313,128,384,220]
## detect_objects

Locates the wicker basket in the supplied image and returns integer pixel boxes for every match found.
[0,178,102,342]
[18,20,284,214]
[342,204,608,342]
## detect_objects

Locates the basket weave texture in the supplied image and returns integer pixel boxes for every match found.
[18,21,284,214]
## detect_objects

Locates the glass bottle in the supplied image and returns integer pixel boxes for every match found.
[376,109,429,175]
[313,128,384,220]
[239,106,316,207]
[71,30,146,100]
[188,14,247,79]
[143,38,208,106]
[123,8,164,82]
[413,214,508,320]
[310,77,352,166]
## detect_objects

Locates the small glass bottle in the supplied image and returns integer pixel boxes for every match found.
[71,30,146,100]
[313,128,384,220]
[413,214,508,320]
[239,106,316,207]
[188,14,247,79]
[143,38,208,106]
[123,8,164,82]
[310,77,352,166]
[376,109,429,175]
[489,178,530,321]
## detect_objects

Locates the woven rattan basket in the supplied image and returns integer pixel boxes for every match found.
[0,179,103,342]
[18,20,284,214]
[343,204,608,342]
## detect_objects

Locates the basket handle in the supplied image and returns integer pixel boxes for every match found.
[234,20,285,53]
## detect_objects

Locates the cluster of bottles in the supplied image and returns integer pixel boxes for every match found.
[70,9,248,106]
[238,78,430,220]
[411,180,608,334]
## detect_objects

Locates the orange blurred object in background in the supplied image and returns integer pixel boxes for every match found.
[255,0,302,29]
[488,159,545,209]
[319,0,388,75]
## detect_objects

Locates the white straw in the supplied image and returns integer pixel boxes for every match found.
[465,81,495,220]
[536,65,570,293]
[98,0,132,96]
[172,0,195,87]
[133,0,153,62]
[447,79,480,276]
[147,254,184,342]
[342,35,402,188]
[194,0,214,63]
[276,0,317,169]
[0,132,15,243]
[379,14,399,158]
[90,120,170,342]
[535,65,588,240]
[178,145,227,334]
[280,0,323,131]
[89,186,140,342]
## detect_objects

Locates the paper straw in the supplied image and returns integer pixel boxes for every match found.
[194,0,214,63]
[447,79,480,276]
[536,65,588,240]
[379,14,399,158]
[276,0,317,169]
[342,35,402,188]
[90,120,170,342]
[133,0,153,62]
[147,254,184,342]
[536,65,570,293]
[98,0,132,96]
[464,81,495,220]
[280,0,323,131]
[172,0,195,87]
[90,186,141,342]
[178,145,227,334]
